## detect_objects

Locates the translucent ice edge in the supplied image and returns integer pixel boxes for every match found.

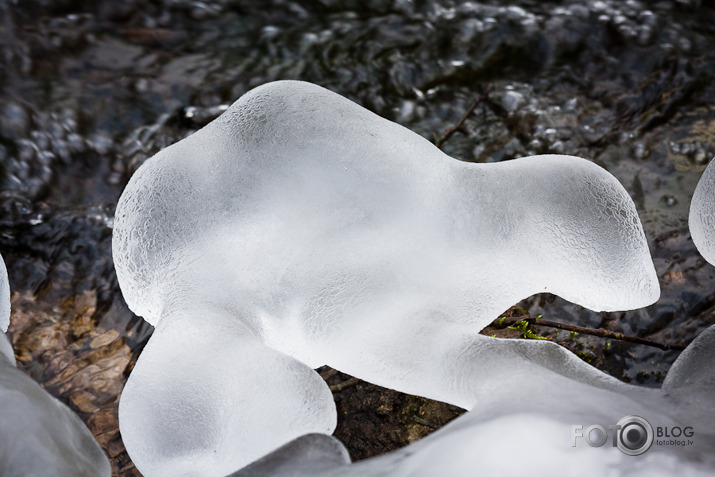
[0,248,10,335]
[690,159,715,265]
[113,80,661,476]
[233,323,715,477]
[0,253,111,476]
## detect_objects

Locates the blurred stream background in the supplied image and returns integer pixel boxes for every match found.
[1,0,714,474]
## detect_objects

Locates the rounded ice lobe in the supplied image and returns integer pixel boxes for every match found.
[690,159,715,265]
[234,324,715,477]
[0,253,111,477]
[119,309,337,477]
[0,250,10,335]
[0,255,13,365]
[113,80,659,475]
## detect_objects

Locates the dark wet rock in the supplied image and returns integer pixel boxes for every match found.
[319,367,465,462]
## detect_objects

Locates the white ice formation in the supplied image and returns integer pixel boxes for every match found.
[113,80,661,476]
[690,159,715,264]
[0,253,111,477]
[234,323,715,477]
[0,256,12,363]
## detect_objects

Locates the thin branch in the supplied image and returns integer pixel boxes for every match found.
[330,377,361,393]
[491,315,687,352]
[433,85,492,149]
[319,367,339,380]
[411,416,439,429]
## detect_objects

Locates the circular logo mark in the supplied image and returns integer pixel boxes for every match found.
[616,415,653,456]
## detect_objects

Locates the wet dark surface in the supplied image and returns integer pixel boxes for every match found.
[1,0,715,474]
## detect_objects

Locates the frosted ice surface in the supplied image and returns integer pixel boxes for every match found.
[0,254,12,363]
[0,253,111,477]
[233,433,350,477]
[113,80,659,475]
[0,331,13,365]
[234,325,715,476]
[118,309,337,477]
[690,159,715,265]
[0,344,112,477]
[0,248,10,334]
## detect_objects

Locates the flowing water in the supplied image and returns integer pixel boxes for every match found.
[1,0,714,474]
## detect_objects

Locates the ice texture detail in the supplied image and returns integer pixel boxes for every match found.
[231,324,715,476]
[690,159,715,264]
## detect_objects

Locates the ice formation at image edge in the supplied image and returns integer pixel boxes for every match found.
[690,159,715,264]
[114,80,669,476]
[0,253,111,477]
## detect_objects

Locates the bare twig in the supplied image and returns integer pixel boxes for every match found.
[411,416,439,429]
[330,377,361,393]
[491,315,687,352]
[319,367,339,380]
[433,85,492,149]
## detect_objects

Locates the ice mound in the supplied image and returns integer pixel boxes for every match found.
[690,159,715,264]
[233,326,715,476]
[0,254,111,477]
[113,80,659,475]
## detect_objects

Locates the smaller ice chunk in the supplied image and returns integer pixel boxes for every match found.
[690,159,715,265]
[662,322,715,421]
[0,249,9,334]
[238,325,715,477]
[0,330,13,365]
[0,253,111,477]
[0,254,13,364]
[229,434,350,477]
